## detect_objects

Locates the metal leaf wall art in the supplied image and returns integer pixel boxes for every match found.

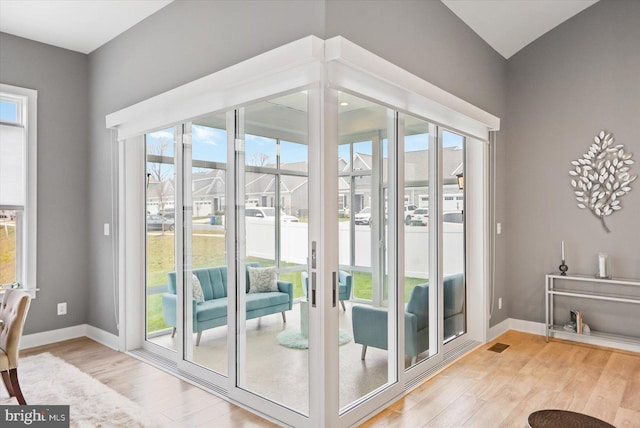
[570,131,637,233]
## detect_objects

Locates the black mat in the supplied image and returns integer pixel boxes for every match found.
[528,409,615,428]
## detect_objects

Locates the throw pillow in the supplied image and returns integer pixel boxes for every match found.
[192,274,205,303]
[248,266,279,293]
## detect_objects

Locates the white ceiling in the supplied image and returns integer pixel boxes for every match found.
[0,0,597,58]
[442,0,599,59]
[0,0,173,54]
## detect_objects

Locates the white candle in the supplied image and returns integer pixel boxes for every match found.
[598,253,607,277]
[561,241,565,261]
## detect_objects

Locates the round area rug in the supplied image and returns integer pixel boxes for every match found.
[277,329,351,349]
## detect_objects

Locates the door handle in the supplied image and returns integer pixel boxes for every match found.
[332,271,337,308]
[311,272,317,308]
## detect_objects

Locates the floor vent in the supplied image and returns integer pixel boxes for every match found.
[487,343,510,353]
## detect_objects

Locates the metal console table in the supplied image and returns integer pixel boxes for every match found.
[545,273,640,347]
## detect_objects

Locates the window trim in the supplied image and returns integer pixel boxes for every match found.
[0,83,37,297]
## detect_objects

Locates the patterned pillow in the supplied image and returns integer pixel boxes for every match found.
[248,266,279,293]
[192,274,205,303]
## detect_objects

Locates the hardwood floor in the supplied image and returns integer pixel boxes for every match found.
[19,330,640,427]
[20,338,276,428]
[363,331,640,428]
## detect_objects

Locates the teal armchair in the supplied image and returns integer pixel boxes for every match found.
[352,283,429,365]
[301,270,352,311]
[351,273,465,364]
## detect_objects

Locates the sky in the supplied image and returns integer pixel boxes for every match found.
[0,100,18,122]
[146,126,463,167]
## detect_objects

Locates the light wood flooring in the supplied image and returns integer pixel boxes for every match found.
[18,330,640,427]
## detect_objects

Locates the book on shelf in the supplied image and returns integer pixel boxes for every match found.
[570,309,583,333]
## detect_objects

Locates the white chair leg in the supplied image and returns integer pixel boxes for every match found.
[340,300,346,311]
[196,331,202,346]
[361,345,367,360]
[281,312,286,323]
[411,356,417,365]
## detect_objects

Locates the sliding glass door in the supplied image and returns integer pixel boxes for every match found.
[236,93,311,415]
[145,127,177,352]
[441,129,466,343]
[112,36,496,428]
[402,115,439,368]
[181,113,230,375]
[338,93,398,410]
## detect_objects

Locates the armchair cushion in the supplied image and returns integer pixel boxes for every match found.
[192,274,205,303]
[247,266,279,293]
[196,298,228,322]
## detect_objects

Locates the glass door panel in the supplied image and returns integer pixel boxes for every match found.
[278,175,308,300]
[338,144,352,270]
[145,128,177,351]
[183,113,229,375]
[239,92,310,414]
[338,93,396,410]
[441,129,466,342]
[244,172,276,267]
[403,115,437,368]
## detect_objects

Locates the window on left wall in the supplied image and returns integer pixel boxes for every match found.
[0,84,37,294]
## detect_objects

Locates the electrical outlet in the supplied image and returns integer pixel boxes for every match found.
[57,302,67,315]
[104,223,110,236]
[496,222,502,235]
[498,297,503,310]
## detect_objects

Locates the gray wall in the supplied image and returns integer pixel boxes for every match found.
[87,0,326,333]
[0,33,90,334]
[86,0,508,334]
[505,0,640,328]
[325,0,506,116]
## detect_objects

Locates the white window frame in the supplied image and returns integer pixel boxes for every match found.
[106,36,500,428]
[0,83,37,297]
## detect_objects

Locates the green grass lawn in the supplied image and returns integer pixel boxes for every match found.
[145,231,428,333]
[0,225,16,284]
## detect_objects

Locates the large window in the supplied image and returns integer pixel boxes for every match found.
[0,84,37,292]
[108,36,498,428]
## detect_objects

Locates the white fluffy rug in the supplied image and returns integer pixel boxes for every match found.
[0,353,164,427]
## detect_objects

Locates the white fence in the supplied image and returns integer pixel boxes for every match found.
[246,218,464,277]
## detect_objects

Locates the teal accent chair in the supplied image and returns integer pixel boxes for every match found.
[301,271,353,311]
[352,283,429,365]
[351,273,465,364]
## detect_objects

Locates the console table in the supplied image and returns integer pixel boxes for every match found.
[545,274,640,348]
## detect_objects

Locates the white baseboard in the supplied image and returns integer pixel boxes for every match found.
[20,325,87,349]
[86,325,121,350]
[487,318,640,353]
[488,318,510,341]
[21,324,120,351]
[488,318,545,341]
[508,318,546,336]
